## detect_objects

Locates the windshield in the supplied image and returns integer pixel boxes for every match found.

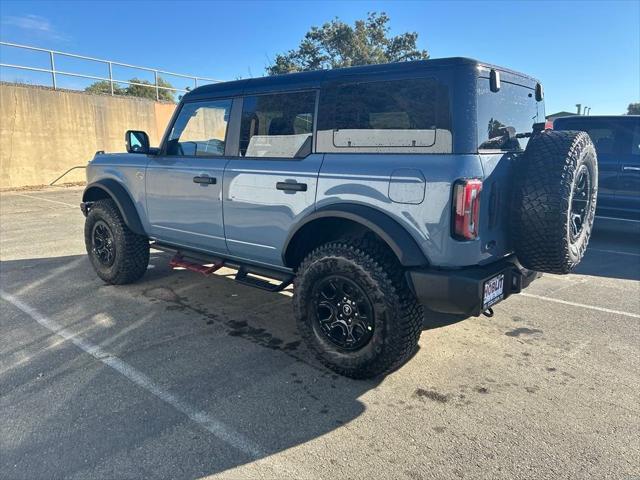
[477,78,544,152]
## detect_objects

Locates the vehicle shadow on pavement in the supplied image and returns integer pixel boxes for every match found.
[576,222,640,281]
[1,253,393,479]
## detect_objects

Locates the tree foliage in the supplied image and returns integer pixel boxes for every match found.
[85,76,174,101]
[125,77,174,101]
[84,80,125,96]
[267,12,429,75]
[627,103,640,115]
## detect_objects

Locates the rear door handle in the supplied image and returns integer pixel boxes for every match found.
[193,175,217,185]
[622,166,640,173]
[276,182,307,192]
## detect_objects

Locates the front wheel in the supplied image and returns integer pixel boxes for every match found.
[293,238,423,379]
[84,199,149,285]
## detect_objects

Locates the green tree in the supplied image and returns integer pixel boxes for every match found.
[125,77,175,102]
[627,103,640,115]
[84,80,125,95]
[84,77,175,101]
[267,12,429,75]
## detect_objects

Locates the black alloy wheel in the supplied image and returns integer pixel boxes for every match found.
[569,164,594,242]
[92,220,116,267]
[312,275,375,351]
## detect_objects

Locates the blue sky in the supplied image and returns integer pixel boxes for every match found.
[1,0,638,114]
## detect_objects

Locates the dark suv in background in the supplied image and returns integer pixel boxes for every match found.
[554,115,640,222]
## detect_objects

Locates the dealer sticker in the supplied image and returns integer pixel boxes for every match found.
[483,274,505,309]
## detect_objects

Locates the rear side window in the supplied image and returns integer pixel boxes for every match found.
[317,78,452,153]
[166,99,232,157]
[239,91,316,158]
[555,118,640,156]
[582,127,616,154]
[477,79,542,152]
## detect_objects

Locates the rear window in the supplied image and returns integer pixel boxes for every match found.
[239,91,316,159]
[477,78,543,152]
[317,78,452,153]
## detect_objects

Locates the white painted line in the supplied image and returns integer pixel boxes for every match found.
[0,290,264,459]
[595,216,640,224]
[588,248,640,258]
[520,293,640,319]
[16,193,77,208]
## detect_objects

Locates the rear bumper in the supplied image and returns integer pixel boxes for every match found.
[406,256,541,317]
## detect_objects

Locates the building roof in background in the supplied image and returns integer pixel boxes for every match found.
[546,111,576,120]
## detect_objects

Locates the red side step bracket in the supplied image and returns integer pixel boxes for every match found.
[169,254,224,276]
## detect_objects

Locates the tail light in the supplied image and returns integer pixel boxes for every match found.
[545,120,554,130]
[453,179,482,240]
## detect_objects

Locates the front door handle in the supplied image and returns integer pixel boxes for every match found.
[276,182,307,192]
[193,175,217,185]
[622,166,640,173]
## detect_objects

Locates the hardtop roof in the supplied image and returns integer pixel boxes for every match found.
[184,57,540,100]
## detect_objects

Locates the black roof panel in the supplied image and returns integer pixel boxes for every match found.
[184,57,539,100]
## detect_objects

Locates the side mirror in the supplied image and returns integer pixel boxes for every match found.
[126,130,150,154]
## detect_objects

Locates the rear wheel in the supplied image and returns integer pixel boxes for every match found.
[294,237,423,379]
[512,130,598,274]
[84,199,149,284]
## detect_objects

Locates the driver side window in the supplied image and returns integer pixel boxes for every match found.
[166,99,232,156]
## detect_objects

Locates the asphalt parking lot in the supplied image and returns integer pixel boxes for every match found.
[1,186,639,480]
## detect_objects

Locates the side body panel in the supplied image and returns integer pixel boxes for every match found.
[222,154,324,265]
[315,153,497,268]
[145,156,229,253]
[85,153,150,231]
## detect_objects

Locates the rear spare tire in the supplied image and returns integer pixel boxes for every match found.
[512,130,597,274]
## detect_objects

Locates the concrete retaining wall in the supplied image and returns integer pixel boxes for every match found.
[0,84,176,189]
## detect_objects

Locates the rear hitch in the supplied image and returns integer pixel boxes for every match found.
[482,307,494,318]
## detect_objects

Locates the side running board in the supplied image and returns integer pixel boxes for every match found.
[235,266,293,292]
[167,252,293,293]
[169,254,224,275]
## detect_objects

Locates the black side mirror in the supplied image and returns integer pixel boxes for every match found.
[126,130,150,154]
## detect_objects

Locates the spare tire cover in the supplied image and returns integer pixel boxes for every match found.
[512,130,598,274]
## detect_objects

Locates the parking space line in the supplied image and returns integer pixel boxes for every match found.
[0,290,265,459]
[588,248,640,258]
[520,293,640,319]
[15,193,77,208]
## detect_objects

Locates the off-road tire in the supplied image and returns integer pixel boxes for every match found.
[84,199,149,284]
[512,130,598,274]
[294,237,423,379]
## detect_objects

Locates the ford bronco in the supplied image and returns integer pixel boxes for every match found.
[81,58,598,378]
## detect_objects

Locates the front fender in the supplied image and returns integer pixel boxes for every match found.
[82,179,146,236]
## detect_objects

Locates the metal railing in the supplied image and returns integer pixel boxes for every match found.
[0,41,221,101]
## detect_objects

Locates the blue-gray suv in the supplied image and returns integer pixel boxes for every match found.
[81,58,598,378]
